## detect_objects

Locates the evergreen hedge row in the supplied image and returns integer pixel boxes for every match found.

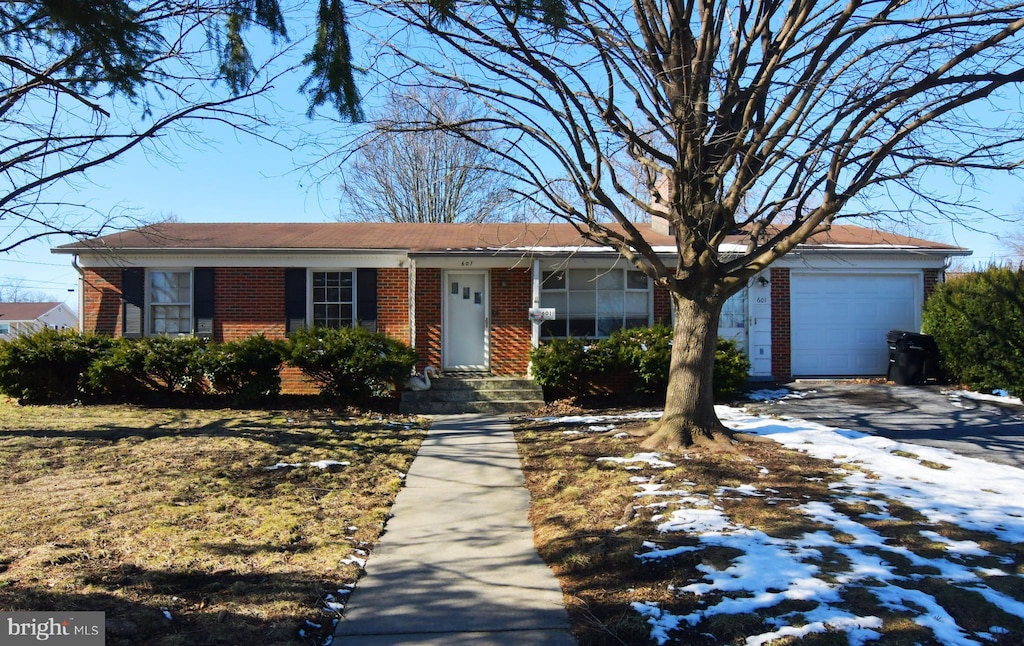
[0,327,417,406]
[923,266,1024,397]
[529,323,751,401]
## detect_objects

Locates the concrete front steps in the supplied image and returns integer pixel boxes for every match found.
[399,373,545,415]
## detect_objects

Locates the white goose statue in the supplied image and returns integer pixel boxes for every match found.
[404,366,437,391]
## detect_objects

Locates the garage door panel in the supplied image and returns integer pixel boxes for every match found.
[791,273,918,376]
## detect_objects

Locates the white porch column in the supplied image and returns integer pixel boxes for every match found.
[531,258,542,348]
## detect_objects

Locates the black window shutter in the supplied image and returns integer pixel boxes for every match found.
[285,268,307,334]
[122,268,144,338]
[194,268,215,337]
[356,268,377,329]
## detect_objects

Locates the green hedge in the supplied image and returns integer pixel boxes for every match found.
[0,328,417,406]
[89,336,210,397]
[204,334,286,404]
[286,326,417,403]
[529,324,751,401]
[923,266,1024,396]
[0,329,110,403]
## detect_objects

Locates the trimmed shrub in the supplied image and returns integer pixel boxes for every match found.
[88,336,210,397]
[529,337,592,396]
[604,324,673,394]
[86,337,149,399]
[714,337,752,400]
[286,326,417,404]
[922,266,1024,396]
[530,325,752,402]
[144,336,210,395]
[0,329,110,403]
[204,334,285,404]
[528,336,621,397]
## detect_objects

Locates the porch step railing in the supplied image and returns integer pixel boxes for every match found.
[399,373,545,415]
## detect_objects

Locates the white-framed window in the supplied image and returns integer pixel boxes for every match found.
[540,268,651,338]
[311,270,355,328]
[0,323,9,335]
[148,270,192,335]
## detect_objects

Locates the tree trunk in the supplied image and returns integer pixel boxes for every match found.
[642,291,733,451]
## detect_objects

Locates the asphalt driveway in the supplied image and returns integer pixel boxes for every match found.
[740,381,1024,469]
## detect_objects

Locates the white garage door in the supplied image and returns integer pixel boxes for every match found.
[791,273,919,376]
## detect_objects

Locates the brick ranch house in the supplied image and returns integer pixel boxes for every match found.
[52,221,967,391]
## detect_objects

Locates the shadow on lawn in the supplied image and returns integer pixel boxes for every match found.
[0,406,425,450]
[0,566,344,645]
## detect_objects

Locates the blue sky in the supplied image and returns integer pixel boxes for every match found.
[5,116,1021,309]
[4,7,1023,309]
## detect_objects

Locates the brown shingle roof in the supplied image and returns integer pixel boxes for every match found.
[0,302,64,321]
[792,226,963,250]
[52,222,965,254]
[53,222,674,252]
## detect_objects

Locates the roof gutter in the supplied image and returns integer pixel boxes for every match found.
[53,246,411,256]
[794,246,972,257]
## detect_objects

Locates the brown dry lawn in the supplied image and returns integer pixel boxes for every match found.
[0,398,425,645]
[514,407,1024,645]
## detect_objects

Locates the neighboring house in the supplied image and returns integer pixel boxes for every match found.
[52,221,967,388]
[0,302,78,340]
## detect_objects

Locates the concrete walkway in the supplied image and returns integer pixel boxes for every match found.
[334,414,576,645]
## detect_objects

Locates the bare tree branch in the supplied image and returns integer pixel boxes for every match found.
[352,0,1024,445]
[337,86,519,222]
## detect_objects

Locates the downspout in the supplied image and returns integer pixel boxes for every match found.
[408,257,416,351]
[71,255,85,333]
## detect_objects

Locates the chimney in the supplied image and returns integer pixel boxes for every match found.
[651,214,673,235]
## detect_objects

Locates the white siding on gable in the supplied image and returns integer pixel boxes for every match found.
[0,304,78,339]
[790,272,919,376]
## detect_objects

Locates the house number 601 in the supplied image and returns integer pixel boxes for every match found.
[461,261,474,266]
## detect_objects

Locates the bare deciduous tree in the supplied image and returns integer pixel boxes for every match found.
[0,278,53,303]
[355,0,1024,447]
[338,88,515,223]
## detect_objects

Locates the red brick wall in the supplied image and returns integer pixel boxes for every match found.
[80,263,691,383]
[81,268,125,336]
[923,268,942,302]
[213,267,286,341]
[415,268,443,370]
[280,367,321,395]
[79,266,412,395]
[770,267,791,381]
[653,283,672,323]
[378,268,410,342]
[490,268,532,376]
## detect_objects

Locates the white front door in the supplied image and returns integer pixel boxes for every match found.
[747,274,773,377]
[444,271,489,371]
[719,278,772,378]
